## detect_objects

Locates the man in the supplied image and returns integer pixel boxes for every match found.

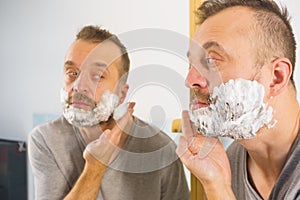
[29,25,189,200]
[176,0,300,199]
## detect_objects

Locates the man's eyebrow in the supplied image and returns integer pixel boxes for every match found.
[186,41,228,58]
[64,60,108,68]
[64,60,75,66]
[91,61,110,74]
[202,41,229,58]
[92,61,107,67]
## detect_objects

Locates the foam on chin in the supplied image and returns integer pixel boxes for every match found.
[61,89,127,127]
[190,78,277,140]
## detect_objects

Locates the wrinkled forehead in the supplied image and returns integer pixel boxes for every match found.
[82,40,122,69]
[190,6,256,56]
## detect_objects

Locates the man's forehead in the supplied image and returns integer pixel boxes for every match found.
[188,9,255,59]
[87,40,122,62]
[201,6,254,26]
[66,40,122,67]
[193,7,254,38]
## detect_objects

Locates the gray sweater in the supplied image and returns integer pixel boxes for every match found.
[28,116,189,200]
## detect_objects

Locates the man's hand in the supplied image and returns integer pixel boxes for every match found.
[176,110,235,199]
[83,102,135,166]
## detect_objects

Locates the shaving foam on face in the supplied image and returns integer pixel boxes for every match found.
[113,102,129,121]
[190,78,277,140]
[61,89,126,127]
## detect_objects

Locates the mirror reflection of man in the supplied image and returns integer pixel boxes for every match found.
[177,0,300,199]
[29,25,189,200]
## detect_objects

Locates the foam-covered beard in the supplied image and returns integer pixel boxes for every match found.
[61,88,128,127]
[189,78,277,140]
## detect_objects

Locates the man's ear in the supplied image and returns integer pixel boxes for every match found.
[118,84,129,104]
[269,58,292,97]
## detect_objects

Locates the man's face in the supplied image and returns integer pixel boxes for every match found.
[63,39,123,111]
[186,7,277,139]
[186,7,266,110]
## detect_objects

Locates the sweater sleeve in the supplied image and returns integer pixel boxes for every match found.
[28,127,70,200]
[160,158,190,200]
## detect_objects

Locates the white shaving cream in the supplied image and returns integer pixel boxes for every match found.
[61,89,128,127]
[190,79,277,140]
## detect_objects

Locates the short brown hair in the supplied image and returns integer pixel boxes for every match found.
[76,25,130,82]
[197,0,296,87]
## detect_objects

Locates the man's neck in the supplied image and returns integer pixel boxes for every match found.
[241,96,300,199]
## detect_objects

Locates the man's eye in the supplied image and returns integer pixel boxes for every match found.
[204,57,220,71]
[93,73,104,81]
[65,71,80,82]
[206,57,216,66]
[199,57,216,70]
[66,71,79,77]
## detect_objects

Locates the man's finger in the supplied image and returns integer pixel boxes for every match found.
[198,137,218,159]
[176,136,194,168]
[85,129,121,165]
[187,136,202,155]
[176,136,188,158]
[128,102,135,111]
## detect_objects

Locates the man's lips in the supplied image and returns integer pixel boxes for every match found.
[71,100,93,109]
[190,99,209,110]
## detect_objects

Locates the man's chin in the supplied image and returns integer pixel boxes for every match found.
[63,108,107,127]
[66,117,101,128]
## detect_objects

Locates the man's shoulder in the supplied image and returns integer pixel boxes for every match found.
[29,116,73,141]
[122,117,177,158]
[109,117,180,175]
[130,117,175,146]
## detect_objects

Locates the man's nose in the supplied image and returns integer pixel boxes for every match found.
[185,66,208,89]
[73,72,90,94]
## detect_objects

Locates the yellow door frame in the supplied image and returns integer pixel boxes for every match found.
[189,0,207,199]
